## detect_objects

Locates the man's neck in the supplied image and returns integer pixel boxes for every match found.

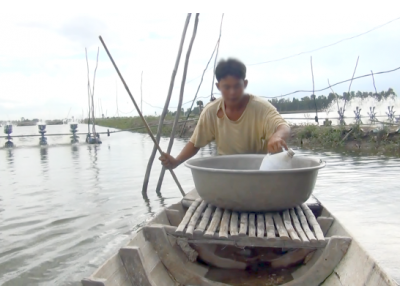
[225,94,250,111]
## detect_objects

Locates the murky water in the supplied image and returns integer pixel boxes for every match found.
[1,124,400,285]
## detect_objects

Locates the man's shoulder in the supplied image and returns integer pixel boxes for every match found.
[202,97,222,115]
[249,95,276,112]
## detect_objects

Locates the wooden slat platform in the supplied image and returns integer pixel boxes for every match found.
[174,200,327,249]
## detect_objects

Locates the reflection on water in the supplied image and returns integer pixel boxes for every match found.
[40,147,49,180]
[0,124,400,285]
[6,149,14,166]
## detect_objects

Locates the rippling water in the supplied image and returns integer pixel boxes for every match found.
[0,124,399,285]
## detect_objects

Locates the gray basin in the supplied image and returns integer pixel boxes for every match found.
[185,154,326,212]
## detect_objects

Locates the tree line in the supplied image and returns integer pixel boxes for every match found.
[268,88,397,112]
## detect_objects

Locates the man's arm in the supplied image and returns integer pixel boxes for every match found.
[159,142,199,169]
[267,124,290,153]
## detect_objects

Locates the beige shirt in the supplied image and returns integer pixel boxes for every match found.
[190,94,289,155]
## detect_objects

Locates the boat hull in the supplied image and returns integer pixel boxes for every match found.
[82,190,397,286]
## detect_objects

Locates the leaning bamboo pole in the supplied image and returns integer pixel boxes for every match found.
[141,13,192,196]
[156,13,200,194]
[99,36,186,197]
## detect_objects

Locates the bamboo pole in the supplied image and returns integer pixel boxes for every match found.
[179,40,218,137]
[91,48,100,137]
[99,36,186,197]
[141,13,192,196]
[210,14,224,100]
[85,49,91,135]
[115,81,119,117]
[141,71,143,114]
[310,56,318,123]
[156,13,200,194]
[343,56,359,111]
[179,14,224,137]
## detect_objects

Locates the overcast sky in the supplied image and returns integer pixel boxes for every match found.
[1,1,399,121]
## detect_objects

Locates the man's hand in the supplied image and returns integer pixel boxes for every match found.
[159,142,200,170]
[267,133,288,154]
[159,152,181,170]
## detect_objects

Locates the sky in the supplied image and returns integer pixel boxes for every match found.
[1,0,400,121]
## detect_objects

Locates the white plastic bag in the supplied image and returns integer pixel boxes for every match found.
[259,149,295,171]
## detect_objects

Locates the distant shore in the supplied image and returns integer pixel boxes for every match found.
[92,116,198,138]
[93,116,400,157]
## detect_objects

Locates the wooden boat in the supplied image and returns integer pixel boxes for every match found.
[82,189,397,286]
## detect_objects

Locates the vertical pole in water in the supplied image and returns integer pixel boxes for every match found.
[141,13,192,197]
[116,81,119,117]
[156,13,200,194]
[141,71,143,114]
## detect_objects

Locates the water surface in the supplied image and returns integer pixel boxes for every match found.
[0,124,399,285]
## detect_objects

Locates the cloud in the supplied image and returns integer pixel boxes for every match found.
[57,16,108,48]
[1,5,400,120]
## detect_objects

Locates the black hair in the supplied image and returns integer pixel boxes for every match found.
[215,58,247,82]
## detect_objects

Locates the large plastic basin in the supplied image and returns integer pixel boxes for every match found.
[185,154,326,212]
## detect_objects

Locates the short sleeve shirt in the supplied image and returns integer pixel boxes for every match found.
[190,94,289,155]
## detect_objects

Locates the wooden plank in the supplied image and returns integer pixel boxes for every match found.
[248,214,256,237]
[177,239,198,262]
[182,199,194,208]
[194,204,214,234]
[239,213,248,236]
[270,249,315,269]
[176,199,201,233]
[317,217,334,236]
[290,208,309,243]
[165,209,183,227]
[189,238,327,249]
[282,210,301,241]
[301,204,325,241]
[264,213,276,240]
[219,210,231,239]
[257,214,265,238]
[272,213,290,240]
[186,201,207,236]
[165,225,328,249]
[296,206,317,242]
[230,212,239,237]
[119,247,151,286]
[164,225,328,249]
[183,189,200,201]
[205,207,223,237]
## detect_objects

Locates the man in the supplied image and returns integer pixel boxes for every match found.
[160,58,290,169]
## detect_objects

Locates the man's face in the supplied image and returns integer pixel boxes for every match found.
[216,76,248,104]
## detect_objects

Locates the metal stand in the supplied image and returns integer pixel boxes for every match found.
[70,124,79,144]
[4,125,13,148]
[38,125,47,146]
